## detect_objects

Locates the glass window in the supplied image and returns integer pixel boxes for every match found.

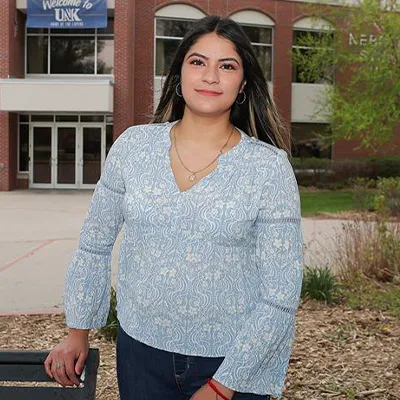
[52,28,96,35]
[292,30,334,83]
[156,38,181,76]
[97,36,114,74]
[156,19,196,37]
[56,115,79,122]
[291,123,332,158]
[51,37,95,74]
[155,19,197,76]
[27,36,48,74]
[27,28,49,34]
[26,18,114,75]
[81,115,105,122]
[19,124,29,172]
[19,114,29,122]
[31,115,54,122]
[241,25,272,45]
[241,25,273,82]
[106,124,113,156]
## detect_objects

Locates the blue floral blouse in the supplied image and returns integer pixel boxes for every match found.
[64,121,304,397]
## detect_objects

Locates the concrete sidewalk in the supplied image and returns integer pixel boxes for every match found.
[0,190,344,315]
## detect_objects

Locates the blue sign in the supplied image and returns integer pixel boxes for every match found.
[27,0,107,29]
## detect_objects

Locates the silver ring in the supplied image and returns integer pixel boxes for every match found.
[55,361,65,369]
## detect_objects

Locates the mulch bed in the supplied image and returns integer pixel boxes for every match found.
[1,300,399,399]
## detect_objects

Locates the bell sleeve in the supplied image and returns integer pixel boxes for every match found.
[213,150,304,397]
[64,133,126,329]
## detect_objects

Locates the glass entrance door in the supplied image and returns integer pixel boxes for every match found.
[29,123,104,189]
[80,126,103,187]
[56,126,77,187]
[31,125,53,187]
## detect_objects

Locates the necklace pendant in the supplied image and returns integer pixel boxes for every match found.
[189,173,197,182]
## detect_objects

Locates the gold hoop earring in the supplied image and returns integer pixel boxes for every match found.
[176,83,183,98]
[236,91,246,105]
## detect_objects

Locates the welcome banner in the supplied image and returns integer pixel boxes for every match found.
[27,0,107,29]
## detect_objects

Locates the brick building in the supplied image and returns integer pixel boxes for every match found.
[0,0,399,191]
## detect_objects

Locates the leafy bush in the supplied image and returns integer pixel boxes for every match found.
[98,287,118,341]
[301,266,339,304]
[374,177,400,217]
[292,157,400,188]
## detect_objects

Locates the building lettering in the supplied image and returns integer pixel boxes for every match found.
[349,33,379,46]
[42,0,82,10]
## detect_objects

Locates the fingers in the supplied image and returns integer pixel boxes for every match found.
[51,359,75,387]
[65,357,81,386]
[44,354,53,379]
[75,350,88,376]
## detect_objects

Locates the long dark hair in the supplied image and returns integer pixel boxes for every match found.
[151,15,289,152]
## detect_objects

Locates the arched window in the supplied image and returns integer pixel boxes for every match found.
[230,11,274,81]
[154,5,206,77]
[292,17,334,83]
[153,5,206,108]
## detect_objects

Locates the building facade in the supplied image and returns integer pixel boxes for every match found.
[0,0,399,191]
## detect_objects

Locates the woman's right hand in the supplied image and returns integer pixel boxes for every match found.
[44,329,90,387]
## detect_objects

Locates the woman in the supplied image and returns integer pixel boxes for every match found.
[45,15,303,400]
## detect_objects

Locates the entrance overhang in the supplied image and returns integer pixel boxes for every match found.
[0,78,114,113]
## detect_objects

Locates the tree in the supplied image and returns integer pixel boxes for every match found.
[292,0,400,150]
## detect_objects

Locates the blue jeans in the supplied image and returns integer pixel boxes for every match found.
[117,325,271,400]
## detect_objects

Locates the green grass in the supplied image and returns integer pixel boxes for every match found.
[340,280,400,318]
[300,189,356,216]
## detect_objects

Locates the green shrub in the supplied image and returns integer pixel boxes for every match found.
[292,157,400,188]
[348,177,376,211]
[374,177,400,217]
[98,287,118,341]
[301,266,339,304]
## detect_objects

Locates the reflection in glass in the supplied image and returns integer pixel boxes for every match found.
[19,125,29,172]
[27,36,48,73]
[241,26,272,44]
[291,123,332,159]
[156,38,180,75]
[83,127,102,184]
[81,115,104,122]
[27,28,49,34]
[106,125,113,156]
[253,46,272,81]
[56,115,79,122]
[31,115,54,122]
[33,127,52,184]
[156,19,196,37]
[51,37,95,74]
[57,127,76,184]
[97,37,114,74]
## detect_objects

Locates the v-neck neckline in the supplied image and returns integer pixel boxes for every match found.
[164,121,245,195]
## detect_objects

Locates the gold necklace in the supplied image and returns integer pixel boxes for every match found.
[173,124,235,182]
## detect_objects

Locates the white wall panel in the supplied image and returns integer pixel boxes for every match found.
[0,79,114,112]
[291,83,330,122]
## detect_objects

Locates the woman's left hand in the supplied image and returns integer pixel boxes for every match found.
[190,379,235,400]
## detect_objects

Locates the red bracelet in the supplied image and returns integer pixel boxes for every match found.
[206,378,231,400]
